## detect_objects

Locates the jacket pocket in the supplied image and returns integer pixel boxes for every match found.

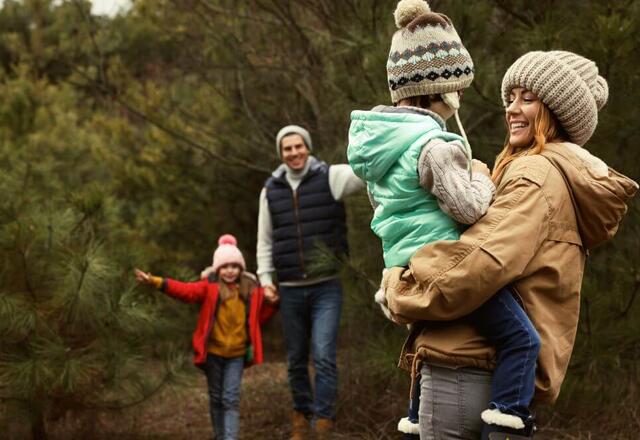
[548,221,582,247]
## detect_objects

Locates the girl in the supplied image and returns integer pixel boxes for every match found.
[383,50,637,439]
[348,0,539,437]
[135,234,278,440]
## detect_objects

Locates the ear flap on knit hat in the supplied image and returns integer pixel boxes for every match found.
[441,91,472,176]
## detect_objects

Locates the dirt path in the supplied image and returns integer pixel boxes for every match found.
[45,361,381,439]
[7,358,637,439]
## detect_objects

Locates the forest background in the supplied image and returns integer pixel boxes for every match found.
[0,0,638,439]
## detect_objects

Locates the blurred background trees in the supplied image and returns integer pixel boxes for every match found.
[0,0,638,438]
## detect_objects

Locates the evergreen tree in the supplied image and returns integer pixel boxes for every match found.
[0,69,190,439]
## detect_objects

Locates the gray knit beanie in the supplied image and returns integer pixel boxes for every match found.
[501,51,609,146]
[387,0,475,103]
[275,125,313,158]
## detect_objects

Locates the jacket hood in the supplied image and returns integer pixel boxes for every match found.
[541,143,638,249]
[348,108,443,182]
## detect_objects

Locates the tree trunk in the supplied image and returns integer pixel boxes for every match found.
[31,405,47,440]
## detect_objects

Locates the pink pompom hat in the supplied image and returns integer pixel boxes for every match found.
[201,234,246,279]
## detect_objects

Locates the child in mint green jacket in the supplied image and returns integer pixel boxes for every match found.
[347,1,540,438]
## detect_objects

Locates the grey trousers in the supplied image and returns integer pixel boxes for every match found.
[419,364,492,440]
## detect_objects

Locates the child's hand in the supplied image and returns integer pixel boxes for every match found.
[263,285,280,304]
[471,159,491,178]
[375,269,395,322]
[134,268,153,285]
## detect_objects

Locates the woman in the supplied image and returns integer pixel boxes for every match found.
[383,50,638,439]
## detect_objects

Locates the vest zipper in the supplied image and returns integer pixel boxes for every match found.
[291,189,307,278]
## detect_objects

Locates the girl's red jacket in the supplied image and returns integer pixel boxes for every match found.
[161,277,277,367]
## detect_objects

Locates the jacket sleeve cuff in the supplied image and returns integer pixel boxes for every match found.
[150,276,164,290]
[258,272,274,287]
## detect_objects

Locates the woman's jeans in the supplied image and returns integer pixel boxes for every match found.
[279,279,343,420]
[203,354,245,440]
[419,365,492,439]
[468,287,541,419]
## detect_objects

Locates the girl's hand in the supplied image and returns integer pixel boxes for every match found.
[263,285,280,304]
[134,268,153,285]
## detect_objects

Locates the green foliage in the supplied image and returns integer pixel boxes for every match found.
[0,65,191,437]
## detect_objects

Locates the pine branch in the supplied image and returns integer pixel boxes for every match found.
[62,6,272,176]
[68,72,271,175]
[493,0,535,28]
[618,277,640,318]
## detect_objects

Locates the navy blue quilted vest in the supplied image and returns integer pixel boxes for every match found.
[265,162,348,282]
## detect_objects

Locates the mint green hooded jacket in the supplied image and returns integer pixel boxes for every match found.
[348,109,469,268]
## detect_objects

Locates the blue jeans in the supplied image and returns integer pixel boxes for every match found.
[469,287,541,420]
[279,279,343,420]
[203,354,245,440]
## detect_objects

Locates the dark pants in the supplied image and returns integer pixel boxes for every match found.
[279,279,343,420]
[470,287,541,419]
[203,354,245,440]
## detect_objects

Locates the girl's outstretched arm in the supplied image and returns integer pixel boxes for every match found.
[163,279,208,304]
[134,268,207,303]
[134,268,163,289]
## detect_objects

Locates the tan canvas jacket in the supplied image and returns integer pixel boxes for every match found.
[384,143,638,404]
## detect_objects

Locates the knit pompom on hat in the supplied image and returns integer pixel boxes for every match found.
[394,0,431,28]
[501,50,609,146]
[387,0,474,103]
[202,234,246,278]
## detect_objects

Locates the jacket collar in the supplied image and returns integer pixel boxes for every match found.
[371,105,447,130]
[272,156,323,181]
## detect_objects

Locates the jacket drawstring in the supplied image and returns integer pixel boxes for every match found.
[408,351,422,399]
[442,91,473,179]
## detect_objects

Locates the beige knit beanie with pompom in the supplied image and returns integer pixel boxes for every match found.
[387,0,474,103]
[501,51,609,146]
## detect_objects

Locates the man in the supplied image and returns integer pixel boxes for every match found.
[257,125,363,439]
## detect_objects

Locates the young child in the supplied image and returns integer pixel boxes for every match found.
[135,234,278,440]
[348,1,539,437]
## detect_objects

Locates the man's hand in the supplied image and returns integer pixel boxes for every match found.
[471,159,491,178]
[263,284,280,304]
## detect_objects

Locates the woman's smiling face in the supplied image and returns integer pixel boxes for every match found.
[505,88,542,149]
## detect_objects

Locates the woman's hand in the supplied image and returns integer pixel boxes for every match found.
[134,268,153,285]
[471,159,491,178]
[263,285,280,304]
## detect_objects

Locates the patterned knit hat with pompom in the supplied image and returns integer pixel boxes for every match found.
[201,234,246,279]
[501,50,609,146]
[387,0,474,103]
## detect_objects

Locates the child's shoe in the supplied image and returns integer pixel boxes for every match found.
[481,408,536,439]
[398,416,420,439]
